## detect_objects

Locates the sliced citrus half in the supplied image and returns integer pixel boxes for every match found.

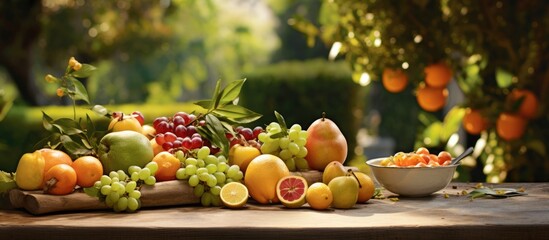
[276,175,308,208]
[220,182,249,209]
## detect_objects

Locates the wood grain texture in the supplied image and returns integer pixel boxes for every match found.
[7,170,324,215]
[2,182,548,240]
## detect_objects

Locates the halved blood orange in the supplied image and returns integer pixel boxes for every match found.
[276,175,308,208]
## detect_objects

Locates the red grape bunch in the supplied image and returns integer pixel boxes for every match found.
[152,112,219,154]
[226,126,264,150]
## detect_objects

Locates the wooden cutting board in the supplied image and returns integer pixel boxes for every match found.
[9,170,323,215]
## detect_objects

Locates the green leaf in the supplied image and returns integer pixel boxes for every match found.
[194,100,213,110]
[90,105,108,117]
[274,111,288,133]
[218,79,246,105]
[210,80,222,110]
[203,114,229,156]
[212,104,262,124]
[71,64,97,78]
[42,111,54,131]
[496,68,513,88]
[86,114,95,139]
[422,122,443,147]
[83,186,99,197]
[61,137,92,156]
[418,111,439,126]
[526,140,547,157]
[68,77,90,104]
[81,138,93,149]
[441,107,466,141]
[53,118,84,135]
[0,171,17,195]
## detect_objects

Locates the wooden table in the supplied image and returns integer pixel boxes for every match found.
[1,182,548,240]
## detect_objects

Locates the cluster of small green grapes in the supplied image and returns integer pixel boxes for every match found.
[258,122,309,171]
[84,162,158,212]
[174,146,244,206]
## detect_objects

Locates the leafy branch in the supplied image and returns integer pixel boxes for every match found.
[39,57,109,158]
[193,79,262,157]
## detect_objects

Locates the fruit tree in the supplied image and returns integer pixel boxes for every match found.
[292,0,549,182]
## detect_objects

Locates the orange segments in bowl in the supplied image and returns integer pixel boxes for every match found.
[220,182,249,209]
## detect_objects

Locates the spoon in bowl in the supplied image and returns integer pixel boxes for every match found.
[451,147,474,165]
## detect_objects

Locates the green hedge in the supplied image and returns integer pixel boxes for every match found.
[239,59,369,164]
[0,103,201,172]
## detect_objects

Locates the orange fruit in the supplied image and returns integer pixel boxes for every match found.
[276,175,308,208]
[416,147,430,155]
[39,148,73,174]
[244,154,290,204]
[424,62,452,88]
[306,182,333,210]
[463,108,488,135]
[152,151,181,181]
[354,172,375,203]
[437,151,452,165]
[416,84,448,112]
[382,68,409,93]
[72,156,103,188]
[141,124,156,140]
[507,89,539,119]
[43,163,77,195]
[150,138,164,156]
[496,112,527,141]
[229,144,261,173]
[220,182,249,209]
[108,115,143,133]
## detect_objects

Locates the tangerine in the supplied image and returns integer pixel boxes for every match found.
[72,156,103,188]
[39,148,73,174]
[437,151,452,165]
[150,138,164,156]
[424,62,452,88]
[244,154,290,204]
[152,151,181,182]
[416,84,448,112]
[463,108,488,135]
[382,68,409,93]
[306,182,333,210]
[496,113,527,141]
[508,89,538,119]
[354,172,375,203]
[43,163,77,195]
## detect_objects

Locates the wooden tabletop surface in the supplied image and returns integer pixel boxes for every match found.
[1,182,548,240]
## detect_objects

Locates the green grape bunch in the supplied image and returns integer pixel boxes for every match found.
[258,122,309,171]
[174,146,244,207]
[84,162,158,213]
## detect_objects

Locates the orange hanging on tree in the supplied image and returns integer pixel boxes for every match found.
[507,89,539,119]
[424,62,453,88]
[462,108,488,135]
[382,68,409,93]
[496,112,527,141]
[416,83,448,112]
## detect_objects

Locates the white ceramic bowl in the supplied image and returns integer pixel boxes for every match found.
[366,158,458,197]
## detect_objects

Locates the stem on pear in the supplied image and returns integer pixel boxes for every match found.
[321,112,326,121]
[348,169,362,188]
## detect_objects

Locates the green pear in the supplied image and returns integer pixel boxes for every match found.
[328,175,359,209]
[322,161,347,184]
[98,130,154,174]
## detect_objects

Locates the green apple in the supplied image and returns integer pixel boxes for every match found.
[98,130,154,174]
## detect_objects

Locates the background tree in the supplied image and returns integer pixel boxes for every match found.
[294,0,549,182]
[1,0,278,106]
